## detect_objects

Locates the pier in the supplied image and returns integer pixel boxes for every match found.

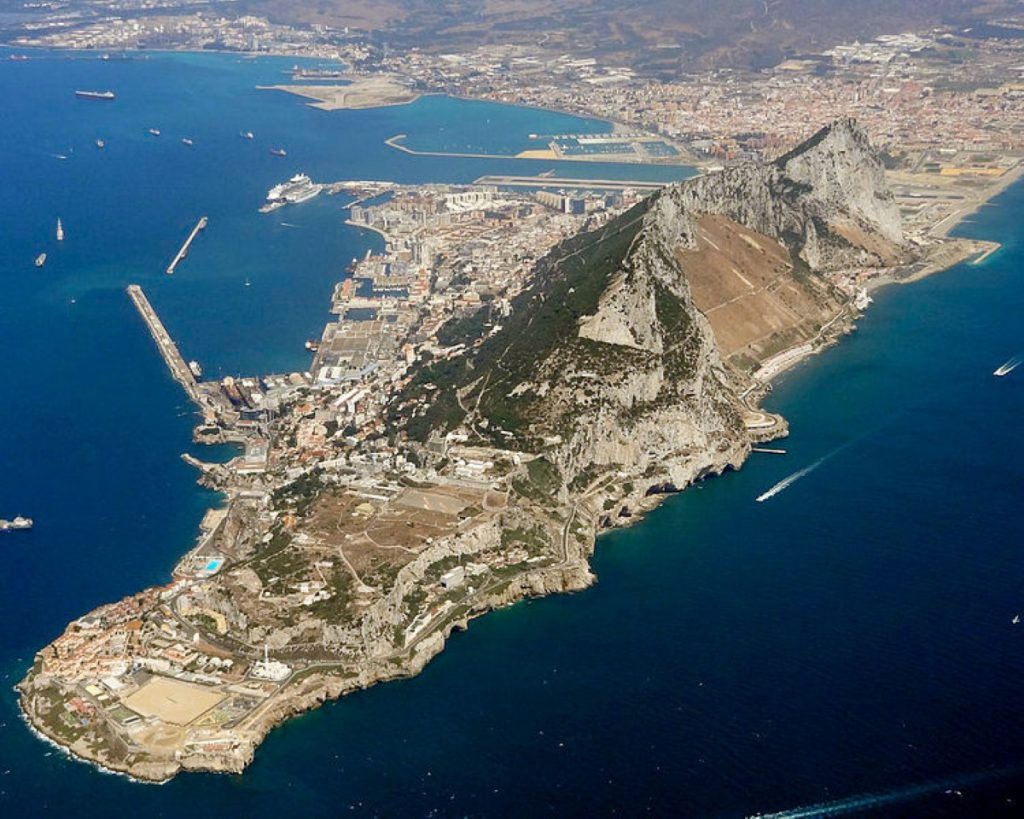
[166,216,208,275]
[126,284,200,404]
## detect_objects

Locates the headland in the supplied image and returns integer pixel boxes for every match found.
[17,117,1018,781]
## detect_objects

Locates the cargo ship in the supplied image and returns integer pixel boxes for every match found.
[148,128,161,136]
[269,147,287,157]
[182,137,194,146]
[56,218,64,241]
[0,516,33,531]
[241,131,254,140]
[75,90,115,101]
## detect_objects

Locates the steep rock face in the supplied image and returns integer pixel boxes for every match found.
[406,119,904,492]
[663,118,906,270]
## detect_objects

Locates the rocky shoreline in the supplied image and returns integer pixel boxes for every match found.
[19,119,1018,782]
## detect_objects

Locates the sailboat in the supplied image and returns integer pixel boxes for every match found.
[56,218,64,242]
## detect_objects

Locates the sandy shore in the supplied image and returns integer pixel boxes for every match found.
[927,161,1024,240]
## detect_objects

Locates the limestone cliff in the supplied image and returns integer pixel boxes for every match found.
[403,119,907,495]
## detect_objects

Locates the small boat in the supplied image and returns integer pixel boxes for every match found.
[994,356,1022,377]
[34,253,47,268]
[241,131,254,140]
[188,360,203,378]
[1014,615,1020,625]
[75,90,115,101]
[8,54,28,62]
[269,147,287,157]
[244,277,252,287]
[304,340,320,352]
[182,137,194,146]
[0,516,33,531]
[95,139,105,149]
[148,128,161,136]
[56,218,64,241]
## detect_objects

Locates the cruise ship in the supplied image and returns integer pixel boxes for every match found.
[0,516,33,531]
[260,173,323,212]
[75,90,115,101]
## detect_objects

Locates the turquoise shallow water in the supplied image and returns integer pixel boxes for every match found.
[1,49,1023,817]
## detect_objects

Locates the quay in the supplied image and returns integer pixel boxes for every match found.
[126,284,200,403]
[166,216,208,275]
[471,174,665,191]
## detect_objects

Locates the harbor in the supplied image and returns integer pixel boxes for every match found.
[166,216,207,275]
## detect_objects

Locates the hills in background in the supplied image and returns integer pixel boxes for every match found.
[243,0,1023,72]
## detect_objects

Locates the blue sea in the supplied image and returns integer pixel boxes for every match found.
[1,49,1023,817]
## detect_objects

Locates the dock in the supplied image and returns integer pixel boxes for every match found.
[126,284,200,404]
[166,216,208,275]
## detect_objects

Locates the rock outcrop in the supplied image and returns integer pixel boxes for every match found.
[408,119,906,497]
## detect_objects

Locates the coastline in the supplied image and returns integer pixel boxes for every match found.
[11,53,1023,780]
[750,163,1023,386]
[928,161,1024,240]
[20,167,1023,784]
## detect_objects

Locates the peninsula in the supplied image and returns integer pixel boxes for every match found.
[18,120,1006,781]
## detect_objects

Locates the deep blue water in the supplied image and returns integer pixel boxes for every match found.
[1,49,1023,818]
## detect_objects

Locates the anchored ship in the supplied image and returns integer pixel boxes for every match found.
[182,137,194,146]
[95,139,105,149]
[56,218,64,241]
[0,516,33,531]
[241,131,254,140]
[75,90,115,101]
[148,128,161,136]
[269,147,287,157]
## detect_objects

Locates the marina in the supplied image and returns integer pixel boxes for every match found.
[166,215,208,275]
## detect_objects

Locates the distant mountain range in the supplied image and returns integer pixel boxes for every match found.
[245,0,1022,71]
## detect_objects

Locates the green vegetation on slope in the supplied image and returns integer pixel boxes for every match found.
[399,197,655,444]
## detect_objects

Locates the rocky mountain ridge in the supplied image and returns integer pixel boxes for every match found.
[404,119,910,498]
